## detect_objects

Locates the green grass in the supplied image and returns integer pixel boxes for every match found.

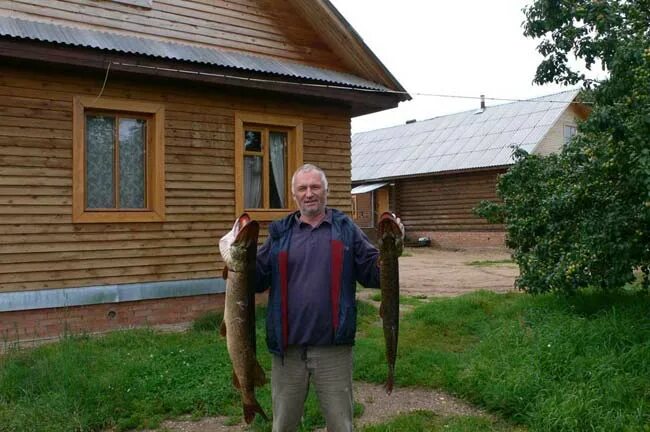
[354,289,650,431]
[367,292,428,306]
[466,259,516,267]
[360,410,522,432]
[0,312,271,432]
[2,289,650,431]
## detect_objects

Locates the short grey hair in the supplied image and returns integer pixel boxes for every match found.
[291,163,329,194]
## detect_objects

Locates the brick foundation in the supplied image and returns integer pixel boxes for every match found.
[1,294,228,346]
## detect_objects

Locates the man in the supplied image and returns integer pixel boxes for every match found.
[221,163,400,432]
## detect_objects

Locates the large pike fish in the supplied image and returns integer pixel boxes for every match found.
[377,212,402,395]
[219,213,268,424]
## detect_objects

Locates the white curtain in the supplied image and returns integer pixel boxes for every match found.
[244,156,262,208]
[269,132,286,208]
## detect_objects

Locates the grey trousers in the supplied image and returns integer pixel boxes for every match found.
[271,345,354,432]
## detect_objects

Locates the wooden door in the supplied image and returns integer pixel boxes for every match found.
[375,187,389,223]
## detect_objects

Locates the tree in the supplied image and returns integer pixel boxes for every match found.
[475,0,650,294]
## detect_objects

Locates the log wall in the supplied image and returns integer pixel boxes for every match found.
[0,63,352,293]
[395,169,506,247]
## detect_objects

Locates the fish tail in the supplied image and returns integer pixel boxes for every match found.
[244,400,269,424]
[384,367,395,395]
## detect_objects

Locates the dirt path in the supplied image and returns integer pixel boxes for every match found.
[398,247,518,296]
[147,247,517,431]
[149,382,487,432]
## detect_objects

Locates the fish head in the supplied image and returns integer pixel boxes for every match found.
[229,213,260,271]
[377,212,403,253]
[378,212,401,238]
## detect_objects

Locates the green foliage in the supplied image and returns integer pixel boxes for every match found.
[475,1,650,294]
[354,290,650,431]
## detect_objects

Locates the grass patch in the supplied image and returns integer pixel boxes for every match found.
[190,311,223,332]
[367,292,428,307]
[354,288,650,431]
[0,310,272,432]
[466,259,516,267]
[360,410,522,432]
[3,289,650,431]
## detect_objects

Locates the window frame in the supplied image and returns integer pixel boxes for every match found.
[234,112,303,221]
[73,96,165,223]
[563,123,578,145]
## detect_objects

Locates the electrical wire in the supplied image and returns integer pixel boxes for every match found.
[107,60,592,105]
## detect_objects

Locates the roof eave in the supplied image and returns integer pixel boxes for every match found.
[351,164,513,184]
[287,0,411,102]
[0,37,402,116]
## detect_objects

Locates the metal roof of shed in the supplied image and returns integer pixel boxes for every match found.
[0,16,392,92]
[351,182,387,194]
[352,90,580,182]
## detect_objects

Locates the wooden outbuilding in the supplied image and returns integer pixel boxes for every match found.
[0,0,409,343]
[351,91,589,248]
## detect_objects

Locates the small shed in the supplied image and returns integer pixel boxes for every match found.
[0,0,409,343]
[351,90,589,248]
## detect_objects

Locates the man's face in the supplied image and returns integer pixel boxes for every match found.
[292,170,327,217]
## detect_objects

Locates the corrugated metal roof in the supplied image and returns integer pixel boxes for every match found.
[0,16,391,92]
[352,90,580,182]
[351,182,388,194]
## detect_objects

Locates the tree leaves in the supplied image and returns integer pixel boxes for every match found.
[476,0,650,294]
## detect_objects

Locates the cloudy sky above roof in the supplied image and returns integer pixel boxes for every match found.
[329,0,603,134]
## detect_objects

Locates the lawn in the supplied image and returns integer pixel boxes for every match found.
[2,288,649,431]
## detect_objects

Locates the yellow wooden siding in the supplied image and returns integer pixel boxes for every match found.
[0,0,346,71]
[533,106,581,156]
[0,64,351,292]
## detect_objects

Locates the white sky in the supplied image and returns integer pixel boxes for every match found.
[328,0,582,134]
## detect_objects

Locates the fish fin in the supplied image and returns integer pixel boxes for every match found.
[222,266,228,279]
[220,321,227,337]
[232,371,241,389]
[253,360,267,387]
[244,401,268,424]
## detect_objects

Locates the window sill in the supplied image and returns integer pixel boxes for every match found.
[73,210,165,223]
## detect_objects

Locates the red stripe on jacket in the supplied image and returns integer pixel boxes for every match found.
[330,240,344,331]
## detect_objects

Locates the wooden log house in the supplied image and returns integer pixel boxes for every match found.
[0,0,409,343]
[351,91,590,248]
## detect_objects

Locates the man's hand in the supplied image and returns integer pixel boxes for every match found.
[395,216,405,256]
[395,216,405,239]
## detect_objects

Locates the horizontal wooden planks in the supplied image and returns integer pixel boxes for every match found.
[0,0,346,71]
[396,169,506,232]
[0,65,352,292]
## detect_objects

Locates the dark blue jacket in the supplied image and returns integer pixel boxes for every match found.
[257,209,379,356]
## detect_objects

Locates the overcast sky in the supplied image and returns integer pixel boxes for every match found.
[328,0,583,134]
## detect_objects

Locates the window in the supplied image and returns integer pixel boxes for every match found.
[234,112,303,220]
[564,124,578,145]
[73,96,165,223]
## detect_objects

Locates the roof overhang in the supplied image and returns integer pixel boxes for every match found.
[0,16,405,116]
[351,182,388,194]
[352,165,512,184]
[287,0,410,102]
